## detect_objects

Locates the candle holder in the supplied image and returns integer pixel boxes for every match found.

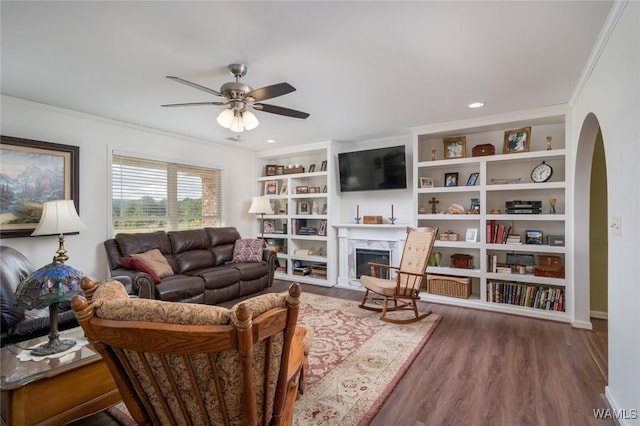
[354,216,361,224]
[388,217,397,224]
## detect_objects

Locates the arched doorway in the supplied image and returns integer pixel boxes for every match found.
[574,112,608,380]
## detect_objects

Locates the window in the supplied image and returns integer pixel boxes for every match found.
[112,154,224,234]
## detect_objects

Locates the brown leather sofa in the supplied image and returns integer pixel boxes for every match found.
[0,246,78,347]
[103,227,275,305]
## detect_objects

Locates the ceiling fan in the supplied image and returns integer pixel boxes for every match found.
[161,63,310,133]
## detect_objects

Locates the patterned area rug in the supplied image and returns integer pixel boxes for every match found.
[106,293,440,425]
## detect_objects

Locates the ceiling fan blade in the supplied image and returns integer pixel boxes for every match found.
[161,101,226,107]
[166,76,222,97]
[253,103,310,119]
[246,83,295,102]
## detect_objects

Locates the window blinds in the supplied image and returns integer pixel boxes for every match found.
[112,155,224,234]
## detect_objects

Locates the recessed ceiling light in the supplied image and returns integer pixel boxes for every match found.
[468,102,485,109]
[266,139,276,144]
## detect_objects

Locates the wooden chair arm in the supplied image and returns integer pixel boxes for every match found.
[368,262,399,279]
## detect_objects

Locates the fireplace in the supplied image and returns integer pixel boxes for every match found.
[356,248,390,278]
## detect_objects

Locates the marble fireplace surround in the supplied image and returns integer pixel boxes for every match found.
[335,224,410,289]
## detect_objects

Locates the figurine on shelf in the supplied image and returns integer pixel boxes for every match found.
[429,197,439,214]
[546,136,553,150]
[549,198,557,214]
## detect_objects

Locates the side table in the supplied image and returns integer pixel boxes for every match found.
[1,327,120,425]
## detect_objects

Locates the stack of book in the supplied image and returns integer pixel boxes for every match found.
[293,266,311,276]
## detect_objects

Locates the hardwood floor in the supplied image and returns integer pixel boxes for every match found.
[71,280,612,426]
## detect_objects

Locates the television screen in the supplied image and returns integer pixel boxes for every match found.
[338,145,407,192]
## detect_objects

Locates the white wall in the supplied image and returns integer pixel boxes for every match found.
[336,134,414,225]
[571,2,640,420]
[1,96,256,280]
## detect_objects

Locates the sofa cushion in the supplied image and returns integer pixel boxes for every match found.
[168,229,210,253]
[194,266,241,290]
[154,274,205,303]
[132,249,174,278]
[0,246,30,332]
[129,258,162,283]
[92,280,228,325]
[232,262,270,281]
[116,231,172,256]
[232,239,264,263]
[205,227,240,265]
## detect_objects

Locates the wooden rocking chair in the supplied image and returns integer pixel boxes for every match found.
[359,227,437,324]
[72,278,305,426]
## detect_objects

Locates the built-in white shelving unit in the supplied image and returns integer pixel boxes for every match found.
[413,106,572,322]
[255,141,339,286]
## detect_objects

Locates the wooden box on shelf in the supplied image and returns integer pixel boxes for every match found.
[363,216,383,224]
[451,254,474,269]
[426,274,472,299]
[284,166,305,174]
[471,144,495,157]
[440,231,458,241]
[534,255,564,278]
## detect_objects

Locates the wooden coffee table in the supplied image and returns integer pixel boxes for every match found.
[1,327,121,425]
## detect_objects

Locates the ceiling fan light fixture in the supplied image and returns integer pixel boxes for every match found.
[229,113,245,133]
[242,110,259,130]
[216,108,234,128]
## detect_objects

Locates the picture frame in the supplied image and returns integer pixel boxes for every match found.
[309,186,321,193]
[264,181,278,195]
[1,135,79,238]
[419,177,434,188]
[298,201,309,215]
[503,126,531,154]
[265,164,278,176]
[308,164,316,173]
[318,220,327,236]
[466,172,479,186]
[443,136,466,159]
[295,185,309,194]
[263,220,275,234]
[320,160,327,171]
[279,183,288,195]
[444,172,459,187]
[465,228,478,242]
[276,165,285,175]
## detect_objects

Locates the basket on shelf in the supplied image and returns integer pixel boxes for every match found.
[426,274,472,299]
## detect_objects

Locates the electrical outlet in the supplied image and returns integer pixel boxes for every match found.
[610,216,622,236]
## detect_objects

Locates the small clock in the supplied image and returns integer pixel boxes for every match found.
[531,161,553,183]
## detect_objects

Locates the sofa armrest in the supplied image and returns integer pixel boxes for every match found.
[108,268,157,299]
[262,250,276,287]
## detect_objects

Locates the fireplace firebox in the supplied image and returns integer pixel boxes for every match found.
[356,248,390,279]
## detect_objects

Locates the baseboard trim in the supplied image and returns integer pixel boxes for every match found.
[591,310,608,320]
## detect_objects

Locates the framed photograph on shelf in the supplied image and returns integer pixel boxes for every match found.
[503,126,531,154]
[443,136,466,159]
[264,181,278,195]
[265,164,278,176]
[263,220,275,234]
[308,164,316,173]
[318,220,327,236]
[298,201,310,215]
[444,172,459,187]
[466,172,479,186]
[465,228,478,242]
[0,136,79,238]
[419,177,434,188]
[276,165,285,175]
[320,160,327,171]
[295,185,309,194]
[309,186,321,193]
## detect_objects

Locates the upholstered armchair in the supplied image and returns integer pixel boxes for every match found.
[72,278,304,425]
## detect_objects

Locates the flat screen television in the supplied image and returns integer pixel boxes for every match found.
[338,145,407,192]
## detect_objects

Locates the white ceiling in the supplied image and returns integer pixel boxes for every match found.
[1,1,612,151]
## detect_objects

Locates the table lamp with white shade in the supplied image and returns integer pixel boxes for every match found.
[248,196,274,240]
[13,200,88,355]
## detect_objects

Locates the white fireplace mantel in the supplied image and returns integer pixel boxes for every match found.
[333,223,411,289]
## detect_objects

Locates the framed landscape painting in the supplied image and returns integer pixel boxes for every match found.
[0,136,79,238]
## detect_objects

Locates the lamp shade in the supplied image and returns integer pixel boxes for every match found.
[32,200,87,236]
[14,262,84,310]
[242,110,259,130]
[248,197,273,214]
[216,108,234,128]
